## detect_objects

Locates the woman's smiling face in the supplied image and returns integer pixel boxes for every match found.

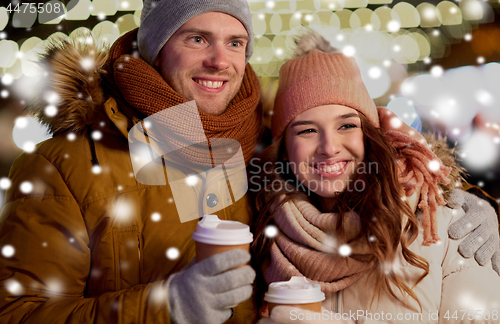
[284,104,365,198]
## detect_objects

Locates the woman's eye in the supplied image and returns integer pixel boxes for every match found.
[339,123,357,130]
[297,129,316,135]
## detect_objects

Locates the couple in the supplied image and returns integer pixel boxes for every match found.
[0,0,499,323]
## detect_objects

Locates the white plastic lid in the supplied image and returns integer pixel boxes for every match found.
[192,215,254,245]
[264,277,325,304]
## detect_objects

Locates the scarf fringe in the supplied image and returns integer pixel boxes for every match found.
[385,130,451,245]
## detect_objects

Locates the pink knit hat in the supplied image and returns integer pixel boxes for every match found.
[272,49,379,139]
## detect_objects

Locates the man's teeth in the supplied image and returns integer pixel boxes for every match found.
[317,162,346,173]
[195,79,224,89]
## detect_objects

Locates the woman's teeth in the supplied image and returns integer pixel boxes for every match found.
[195,79,223,89]
[316,162,346,173]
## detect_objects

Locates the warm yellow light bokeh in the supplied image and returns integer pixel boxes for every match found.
[0,7,9,31]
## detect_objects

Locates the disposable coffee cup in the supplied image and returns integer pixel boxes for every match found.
[192,215,253,264]
[264,276,325,313]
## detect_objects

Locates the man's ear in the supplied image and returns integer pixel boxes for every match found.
[154,55,161,68]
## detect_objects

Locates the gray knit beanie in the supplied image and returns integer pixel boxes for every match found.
[138,0,254,66]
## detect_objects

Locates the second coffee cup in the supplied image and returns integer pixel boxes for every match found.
[264,276,325,314]
[192,215,253,264]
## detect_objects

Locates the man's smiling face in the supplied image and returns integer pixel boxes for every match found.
[155,12,248,115]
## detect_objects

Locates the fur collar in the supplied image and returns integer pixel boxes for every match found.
[25,32,109,135]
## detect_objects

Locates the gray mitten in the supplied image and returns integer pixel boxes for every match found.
[493,250,500,275]
[448,189,500,269]
[167,249,255,324]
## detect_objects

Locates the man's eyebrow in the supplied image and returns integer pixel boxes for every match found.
[177,28,213,36]
[178,29,249,41]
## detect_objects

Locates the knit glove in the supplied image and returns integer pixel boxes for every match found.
[167,249,255,324]
[448,189,500,272]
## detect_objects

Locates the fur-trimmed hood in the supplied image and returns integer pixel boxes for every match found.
[25,32,109,136]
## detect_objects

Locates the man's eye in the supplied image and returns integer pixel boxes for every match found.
[191,36,203,43]
[230,41,242,47]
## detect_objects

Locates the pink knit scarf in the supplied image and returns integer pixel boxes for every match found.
[264,196,374,295]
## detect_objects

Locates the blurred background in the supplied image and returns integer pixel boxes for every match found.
[0,0,499,207]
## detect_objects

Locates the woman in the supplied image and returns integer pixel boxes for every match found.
[252,32,500,323]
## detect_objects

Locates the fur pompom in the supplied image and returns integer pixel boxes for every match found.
[294,29,339,57]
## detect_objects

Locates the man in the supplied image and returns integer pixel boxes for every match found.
[0,0,498,323]
[0,0,260,323]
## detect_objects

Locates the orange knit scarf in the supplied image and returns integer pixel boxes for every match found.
[104,29,262,166]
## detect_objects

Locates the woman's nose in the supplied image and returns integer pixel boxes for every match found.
[316,133,342,157]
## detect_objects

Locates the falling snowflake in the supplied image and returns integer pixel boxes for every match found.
[342,45,356,57]
[1,245,15,258]
[20,181,33,194]
[47,279,62,293]
[5,279,23,294]
[1,74,14,86]
[113,199,134,222]
[92,131,102,141]
[428,160,441,172]
[15,117,28,129]
[45,91,60,104]
[390,117,403,128]
[264,225,278,238]
[80,58,95,70]
[430,65,443,77]
[185,175,198,186]
[151,212,161,222]
[166,247,180,260]
[44,105,58,117]
[338,244,351,256]
[22,141,36,153]
[150,283,167,304]
[1,90,9,98]
[0,178,11,190]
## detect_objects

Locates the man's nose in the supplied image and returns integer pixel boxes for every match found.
[204,44,230,70]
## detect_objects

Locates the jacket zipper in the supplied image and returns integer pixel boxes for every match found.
[137,235,141,261]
